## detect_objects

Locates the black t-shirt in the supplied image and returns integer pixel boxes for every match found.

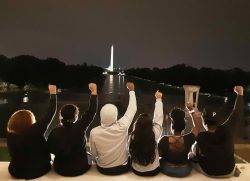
[158,133,195,165]
[47,95,97,176]
[197,95,244,176]
[7,95,57,179]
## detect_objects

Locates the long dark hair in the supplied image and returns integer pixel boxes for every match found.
[129,114,156,166]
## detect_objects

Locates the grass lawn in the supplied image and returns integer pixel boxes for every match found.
[0,147,10,161]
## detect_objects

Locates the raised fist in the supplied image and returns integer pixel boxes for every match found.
[186,102,195,111]
[155,90,162,99]
[49,85,57,95]
[234,86,243,96]
[127,82,135,91]
[89,83,97,95]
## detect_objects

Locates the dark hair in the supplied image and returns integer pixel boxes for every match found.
[169,108,185,133]
[202,109,218,126]
[60,104,78,127]
[129,114,156,166]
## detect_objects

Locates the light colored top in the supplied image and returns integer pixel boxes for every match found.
[90,91,137,168]
[132,99,163,172]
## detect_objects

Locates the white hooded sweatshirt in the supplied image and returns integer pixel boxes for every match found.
[89,91,137,168]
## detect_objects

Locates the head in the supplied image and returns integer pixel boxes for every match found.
[7,110,36,134]
[169,107,186,134]
[100,104,118,127]
[130,114,156,166]
[202,109,218,130]
[59,104,79,127]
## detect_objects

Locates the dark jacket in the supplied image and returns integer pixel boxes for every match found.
[47,95,97,176]
[7,94,57,179]
[197,95,244,176]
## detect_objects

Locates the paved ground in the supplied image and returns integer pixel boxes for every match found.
[1,162,250,181]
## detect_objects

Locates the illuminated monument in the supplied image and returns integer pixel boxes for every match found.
[104,45,124,75]
[107,45,114,72]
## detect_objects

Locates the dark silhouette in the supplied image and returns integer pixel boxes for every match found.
[6,85,57,179]
[47,83,98,176]
[0,54,104,89]
[125,64,250,95]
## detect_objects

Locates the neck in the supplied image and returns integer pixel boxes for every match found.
[174,131,182,136]
[208,126,216,133]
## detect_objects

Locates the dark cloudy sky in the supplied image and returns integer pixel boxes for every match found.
[0,0,249,70]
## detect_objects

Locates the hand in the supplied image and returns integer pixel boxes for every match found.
[155,90,162,99]
[49,85,57,95]
[193,111,202,119]
[89,83,97,95]
[186,102,194,111]
[127,82,135,91]
[234,86,243,96]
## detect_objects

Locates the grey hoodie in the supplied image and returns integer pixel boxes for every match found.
[89,91,137,168]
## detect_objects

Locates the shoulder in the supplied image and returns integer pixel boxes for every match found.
[186,132,195,139]
[90,126,102,135]
[196,131,211,143]
[184,133,196,143]
[159,135,168,144]
[48,126,65,138]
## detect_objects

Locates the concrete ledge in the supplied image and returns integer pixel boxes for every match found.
[1,162,250,181]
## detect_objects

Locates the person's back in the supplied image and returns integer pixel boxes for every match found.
[90,82,137,175]
[159,105,201,178]
[197,128,234,176]
[195,86,244,177]
[130,91,163,176]
[159,134,196,165]
[7,85,57,179]
[90,123,130,167]
[47,83,98,176]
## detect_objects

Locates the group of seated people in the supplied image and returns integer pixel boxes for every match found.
[6,82,244,179]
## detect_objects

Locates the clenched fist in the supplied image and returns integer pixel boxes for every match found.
[155,90,163,99]
[234,86,243,96]
[49,85,57,95]
[89,83,97,95]
[127,82,135,91]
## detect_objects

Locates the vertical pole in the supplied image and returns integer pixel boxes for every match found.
[111,45,114,71]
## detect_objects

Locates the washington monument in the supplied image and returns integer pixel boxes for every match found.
[107,45,114,72]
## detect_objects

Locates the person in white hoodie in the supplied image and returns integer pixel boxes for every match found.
[89,82,137,175]
[129,90,163,176]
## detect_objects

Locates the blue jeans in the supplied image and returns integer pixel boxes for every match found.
[160,161,192,178]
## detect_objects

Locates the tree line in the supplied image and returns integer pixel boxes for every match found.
[0,55,104,90]
[125,64,250,95]
[1,54,250,95]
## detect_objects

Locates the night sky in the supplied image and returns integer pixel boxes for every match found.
[0,0,249,70]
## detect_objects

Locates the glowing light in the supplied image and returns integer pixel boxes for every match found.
[23,93,29,103]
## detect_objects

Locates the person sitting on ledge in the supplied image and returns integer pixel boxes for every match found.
[47,83,98,176]
[190,86,244,178]
[7,85,57,179]
[129,90,163,176]
[158,105,202,178]
[89,82,137,175]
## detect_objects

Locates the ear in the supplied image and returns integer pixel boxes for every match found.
[170,123,175,134]
[59,111,63,120]
[202,108,206,117]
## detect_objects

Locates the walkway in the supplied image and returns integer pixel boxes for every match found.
[0,162,250,181]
